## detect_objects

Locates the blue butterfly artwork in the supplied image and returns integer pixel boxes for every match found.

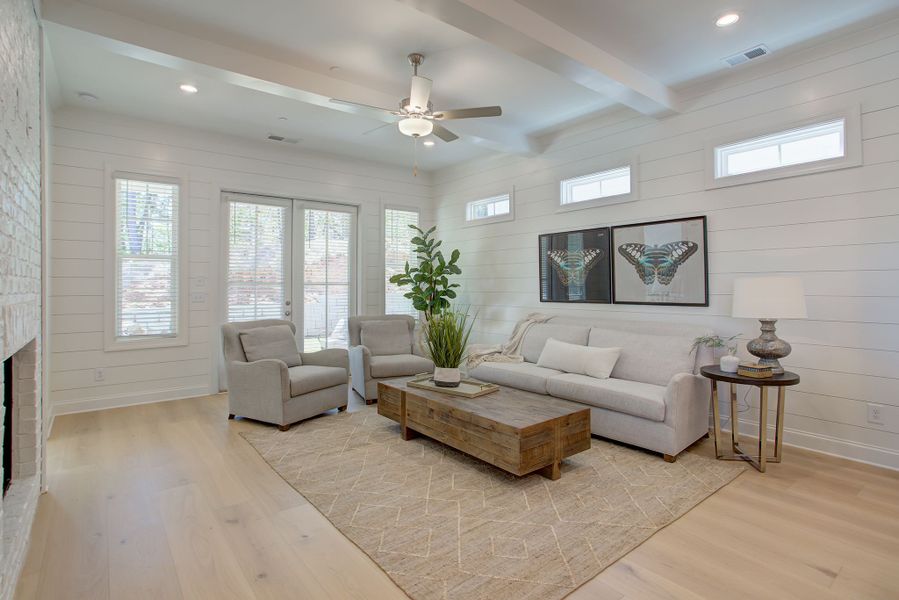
[617,241,698,286]
[547,248,604,287]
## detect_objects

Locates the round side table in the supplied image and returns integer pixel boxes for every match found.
[700,365,800,473]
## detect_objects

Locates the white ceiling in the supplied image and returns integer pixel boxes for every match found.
[44,0,899,172]
[516,0,899,85]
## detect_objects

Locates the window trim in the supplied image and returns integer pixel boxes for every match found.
[104,161,190,351]
[558,158,638,212]
[383,203,421,317]
[705,106,862,189]
[463,187,514,226]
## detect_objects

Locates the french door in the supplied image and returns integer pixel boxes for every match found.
[224,193,356,352]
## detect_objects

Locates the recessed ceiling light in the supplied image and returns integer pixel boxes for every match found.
[716,13,740,27]
[329,65,340,72]
[179,83,199,94]
[77,91,99,102]
[278,116,288,121]
[422,140,435,147]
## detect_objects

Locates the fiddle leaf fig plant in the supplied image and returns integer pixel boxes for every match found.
[388,224,462,320]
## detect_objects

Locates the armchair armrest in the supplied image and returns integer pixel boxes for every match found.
[348,345,371,378]
[227,358,290,414]
[301,348,349,372]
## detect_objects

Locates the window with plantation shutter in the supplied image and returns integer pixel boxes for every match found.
[113,176,182,341]
[226,200,289,322]
[385,208,419,317]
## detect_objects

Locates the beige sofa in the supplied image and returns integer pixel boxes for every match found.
[222,319,349,430]
[469,317,714,461]
[348,315,434,403]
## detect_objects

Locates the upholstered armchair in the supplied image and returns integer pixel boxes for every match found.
[348,315,434,403]
[222,319,349,430]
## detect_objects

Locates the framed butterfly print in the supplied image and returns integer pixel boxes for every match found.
[538,227,611,303]
[611,216,709,306]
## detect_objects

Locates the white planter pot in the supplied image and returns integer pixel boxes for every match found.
[433,367,462,388]
[720,354,740,373]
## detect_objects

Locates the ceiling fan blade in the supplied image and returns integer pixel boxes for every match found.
[409,76,432,112]
[330,98,399,119]
[361,122,393,136]
[434,106,502,120]
[431,123,459,142]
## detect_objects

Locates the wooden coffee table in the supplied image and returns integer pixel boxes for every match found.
[377,378,591,480]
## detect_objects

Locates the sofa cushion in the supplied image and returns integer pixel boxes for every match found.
[287,365,346,396]
[239,325,302,367]
[537,338,621,379]
[520,323,590,364]
[588,328,694,386]
[546,374,666,422]
[370,354,433,378]
[469,361,564,394]
[360,320,412,356]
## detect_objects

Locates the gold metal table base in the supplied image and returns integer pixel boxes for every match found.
[710,380,786,473]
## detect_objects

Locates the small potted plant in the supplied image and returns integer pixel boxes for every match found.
[424,307,475,387]
[691,334,741,373]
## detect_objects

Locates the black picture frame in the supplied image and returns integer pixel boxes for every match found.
[538,227,612,303]
[611,216,709,306]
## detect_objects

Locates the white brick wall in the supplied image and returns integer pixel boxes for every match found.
[0,0,44,597]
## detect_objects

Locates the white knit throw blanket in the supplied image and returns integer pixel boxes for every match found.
[466,312,552,369]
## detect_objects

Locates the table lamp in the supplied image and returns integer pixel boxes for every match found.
[731,276,807,374]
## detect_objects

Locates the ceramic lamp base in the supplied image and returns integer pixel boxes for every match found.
[747,319,790,375]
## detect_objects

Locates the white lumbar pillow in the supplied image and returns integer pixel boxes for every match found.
[536,338,621,379]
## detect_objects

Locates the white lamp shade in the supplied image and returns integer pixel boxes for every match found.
[398,117,433,137]
[732,276,807,319]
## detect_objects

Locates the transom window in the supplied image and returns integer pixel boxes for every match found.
[113,176,181,340]
[466,194,511,222]
[560,166,631,206]
[714,118,845,179]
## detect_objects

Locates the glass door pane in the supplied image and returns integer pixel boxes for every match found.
[225,198,291,322]
[298,204,354,351]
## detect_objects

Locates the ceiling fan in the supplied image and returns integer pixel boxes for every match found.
[330,53,502,143]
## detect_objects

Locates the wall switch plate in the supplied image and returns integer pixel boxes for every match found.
[191,292,207,304]
[94,368,105,382]
[867,403,885,425]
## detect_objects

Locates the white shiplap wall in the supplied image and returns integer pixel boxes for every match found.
[49,107,433,416]
[432,19,899,469]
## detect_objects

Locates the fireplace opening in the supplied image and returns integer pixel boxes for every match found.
[3,355,12,496]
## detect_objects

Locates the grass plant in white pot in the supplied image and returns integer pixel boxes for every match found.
[424,308,475,387]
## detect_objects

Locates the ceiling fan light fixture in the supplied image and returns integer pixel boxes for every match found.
[398,116,433,137]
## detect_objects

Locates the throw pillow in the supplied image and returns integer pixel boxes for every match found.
[537,338,621,379]
[360,319,411,356]
[239,325,302,367]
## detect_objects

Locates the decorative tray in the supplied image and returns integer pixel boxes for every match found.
[406,374,500,398]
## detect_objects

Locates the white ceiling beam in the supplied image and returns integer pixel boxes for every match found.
[396,0,680,116]
[41,0,534,154]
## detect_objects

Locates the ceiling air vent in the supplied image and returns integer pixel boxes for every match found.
[267,134,300,144]
[723,44,770,67]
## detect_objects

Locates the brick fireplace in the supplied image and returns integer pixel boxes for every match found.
[1,0,45,596]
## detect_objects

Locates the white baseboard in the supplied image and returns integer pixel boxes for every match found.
[51,385,212,417]
[716,413,899,472]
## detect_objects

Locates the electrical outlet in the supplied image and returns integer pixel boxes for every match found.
[191,292,207,304]
[867,403,885,426]
[94,368,105,382]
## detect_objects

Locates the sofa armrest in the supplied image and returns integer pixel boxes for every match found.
[227,358,289,407]
[663,372,712,454]
[301,348,349,372]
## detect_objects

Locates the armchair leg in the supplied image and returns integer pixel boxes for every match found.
[228,414,235,420]
[663,454,677,463]
[337,405,347,412]
[278,424,291,432]
[365,398,377,406]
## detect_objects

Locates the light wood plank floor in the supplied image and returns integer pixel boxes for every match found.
[16,392,899,600]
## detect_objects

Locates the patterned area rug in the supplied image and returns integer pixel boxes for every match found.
[242,406,743,600]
